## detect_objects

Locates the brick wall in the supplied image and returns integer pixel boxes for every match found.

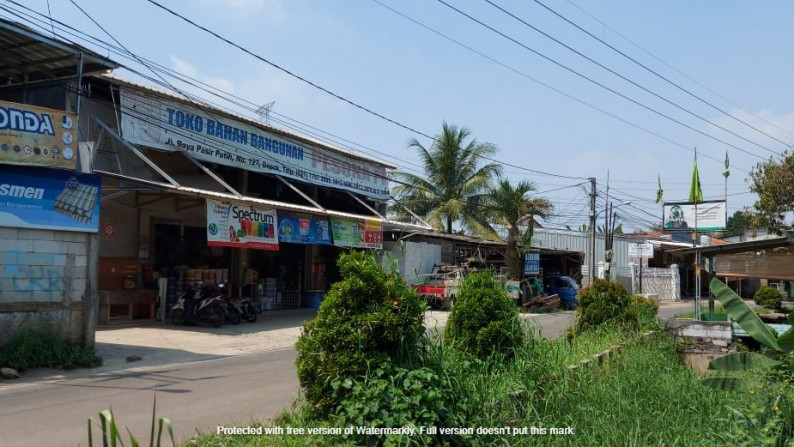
[0,227,90,345]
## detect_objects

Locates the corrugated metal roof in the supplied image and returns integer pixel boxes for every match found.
[531,228,658,277]
[97,73,395,170]
[0,18,118,85]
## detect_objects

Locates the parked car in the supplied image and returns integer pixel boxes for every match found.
[544,274,579,309]
[413,264,466,309]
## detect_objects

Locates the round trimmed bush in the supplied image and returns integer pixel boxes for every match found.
[295,251,426,415]
[630,294,660,329]
[754,285,783,310]
[443,271,524,358]
[576,279,637,332]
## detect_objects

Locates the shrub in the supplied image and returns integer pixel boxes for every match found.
[295,251,426,415]
[754,285,783,310]
[331,365,453,433]
[576,279,637,332]
[0,328,101,371]
[444,271,524,358]
[631,294,660,329]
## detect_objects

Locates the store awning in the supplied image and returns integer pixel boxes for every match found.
[91,114,432,232]
[0,18,118,85]
[665,234,794,257]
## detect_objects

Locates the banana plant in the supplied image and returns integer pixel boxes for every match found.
[701,278,794,390]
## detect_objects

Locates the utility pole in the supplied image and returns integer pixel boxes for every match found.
[588,177,596,287]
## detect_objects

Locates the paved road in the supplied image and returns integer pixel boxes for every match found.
[0,301,694,446]
[0,349,298,447]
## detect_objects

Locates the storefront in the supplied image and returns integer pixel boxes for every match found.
[87,75,428,324]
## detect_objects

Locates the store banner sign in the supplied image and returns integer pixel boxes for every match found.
[663,201,726,231]
[206,199,279,251]
[523,250,540,275]
[277,213,331,245]
[330,217,383,249]
[363,218,383,249]
[0,99,78,170]
[120,89,390,200]
[0,164,100,232]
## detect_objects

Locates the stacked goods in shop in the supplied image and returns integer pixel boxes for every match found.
[203,269,216,285]
[166,277,177,304]
[261,278,277,310]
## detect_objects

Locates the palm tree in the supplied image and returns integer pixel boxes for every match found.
[482,179,552,279]
[391,122,502,233]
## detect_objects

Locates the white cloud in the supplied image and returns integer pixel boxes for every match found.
[200,0,287,21]
[168,55,237,98]
[204,77,236,94]
[169,55,198,78]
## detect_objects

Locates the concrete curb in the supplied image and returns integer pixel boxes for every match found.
[566,330,656,372]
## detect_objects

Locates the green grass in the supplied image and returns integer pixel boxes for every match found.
[0,328,101,371]
[674,305,774,319]
[188,325,766,446]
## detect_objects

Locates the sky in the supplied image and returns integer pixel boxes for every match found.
[7,0,794,233]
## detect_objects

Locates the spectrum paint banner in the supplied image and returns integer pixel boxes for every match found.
[0,99,78,170]
[277,213,331,245]
[330,217,383,249]
[206,199,278,251]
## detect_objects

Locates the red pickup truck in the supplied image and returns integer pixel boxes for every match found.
[413,265,465,309]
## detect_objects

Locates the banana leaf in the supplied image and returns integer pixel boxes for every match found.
[777,312,794,353]
[701,377,747,391]
[710,278,781,351]
[708,351,780,372]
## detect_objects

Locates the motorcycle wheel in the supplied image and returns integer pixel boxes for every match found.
[211,308,224,327]
[244,303,258,322]
[228,309,241,325]
[171,309,185,325]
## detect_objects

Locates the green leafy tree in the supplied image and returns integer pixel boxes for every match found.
[723,210,751,237]
[748,151,794,232]
[479,179,551,278]
[391,122,502,233]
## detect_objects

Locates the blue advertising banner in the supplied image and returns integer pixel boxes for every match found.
[523,250,540,275]
[0,164,101,232]
[277,213,331,245]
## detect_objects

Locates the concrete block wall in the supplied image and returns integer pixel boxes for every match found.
[0,227,90,345]
[382,241,442,285]
[630,264,681,301]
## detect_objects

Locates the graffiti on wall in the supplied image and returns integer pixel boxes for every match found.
[1,251,65,300]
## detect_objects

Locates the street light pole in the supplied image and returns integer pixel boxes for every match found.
[588,177,596,287]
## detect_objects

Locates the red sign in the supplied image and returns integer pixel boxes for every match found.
[103,223,114,239]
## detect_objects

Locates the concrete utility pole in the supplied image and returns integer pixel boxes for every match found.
[588,177,596,286]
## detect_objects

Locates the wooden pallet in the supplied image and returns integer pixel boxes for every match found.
[524,294,560,310]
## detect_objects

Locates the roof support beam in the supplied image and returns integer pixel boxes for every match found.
[91,114,180,187]
[346,191,383,219]
[181,151,242,198]
[389,195,432,228]
[275,175,324,211]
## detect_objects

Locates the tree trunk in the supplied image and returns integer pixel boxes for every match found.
[507,224,520,279]
[446,215,453,234]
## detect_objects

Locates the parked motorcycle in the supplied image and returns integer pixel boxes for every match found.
[170,285,224,327]
[220,299,242,325]
[239,296,260,323]
[214,282,241,325]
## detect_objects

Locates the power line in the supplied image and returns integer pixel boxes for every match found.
[562,0,794,142]
[368,0,747,174]
[138,0,589,181]
[435,0,769,161]
[19,0,588,182]
[529,0,792,151]
[144,0,434,141]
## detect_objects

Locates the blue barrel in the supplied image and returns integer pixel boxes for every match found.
[307,291,324,309]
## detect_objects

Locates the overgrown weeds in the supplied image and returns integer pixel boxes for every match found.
[0,327,101,371]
